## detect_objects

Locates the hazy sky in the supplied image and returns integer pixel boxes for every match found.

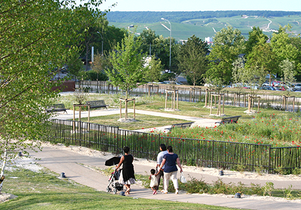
[98,0,301,11]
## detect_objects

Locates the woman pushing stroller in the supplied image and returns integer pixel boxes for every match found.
[115,146,136,195]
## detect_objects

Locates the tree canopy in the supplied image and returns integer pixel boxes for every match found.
[177,35,209,86]
[0,0,105,190]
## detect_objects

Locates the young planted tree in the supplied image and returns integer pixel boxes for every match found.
[232,57,247,105]
[106,31,148,119]
[0,0,104,192]
[280,59,296,96]
[177,35,209,86]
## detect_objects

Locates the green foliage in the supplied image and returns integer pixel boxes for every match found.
[234,164,246,174]
[271,25,300,75]
[255,166,265,176]
[280,59,296,96]
[283,185,294,200]
[106,30,147,99]
[184,177,209,194]
[143,56,163,82]
[292,167,301,175]
[244,27,269,56]
[263,182,274,196]
[82,70,108,81]
[206,26,245,86]
[159,72,176,82]
[274,166,288,175]
[177,35,209,86]
[0,0,106,187]
[168,113,301,147]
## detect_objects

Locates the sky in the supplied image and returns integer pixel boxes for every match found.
[98,0,301,11]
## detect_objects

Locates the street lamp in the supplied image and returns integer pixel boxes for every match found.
[161,18,171,70]
[96,31,104,56]
[96,31,104,93]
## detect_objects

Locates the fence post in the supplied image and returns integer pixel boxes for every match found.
[268,145,271,174]
[211,141,214,168]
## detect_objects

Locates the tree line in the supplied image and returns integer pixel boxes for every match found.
[106,11,301,23]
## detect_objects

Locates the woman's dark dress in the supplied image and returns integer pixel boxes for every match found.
[121,154,135,184]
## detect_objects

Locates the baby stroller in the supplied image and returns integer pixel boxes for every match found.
[105,157,124,194]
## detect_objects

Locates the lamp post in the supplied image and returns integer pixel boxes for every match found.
[96,31,104,93]
[161,18,171,70]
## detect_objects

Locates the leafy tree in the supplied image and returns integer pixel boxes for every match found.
[106,31,147,118]
[0,0,104,192]
[244,27,268,56]
[280,59,296,95]
[144,56,163,83]
[270,25,300,77]
[137,29,160,56]
[289,36,301,80]
[232,57,247,91]
[177,35,209,86]
[206,26,245,86]
[245,38,277,85]
[66,53,84,80]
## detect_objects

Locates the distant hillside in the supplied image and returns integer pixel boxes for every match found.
[106,11,301,23]
[106,11,301,41]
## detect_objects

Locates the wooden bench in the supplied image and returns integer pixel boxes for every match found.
[86,100,108,109]
[169,122,194,131]
[46,104,67,113]
[217,115,241,125]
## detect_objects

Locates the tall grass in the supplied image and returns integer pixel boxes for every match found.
[167,112,301,147]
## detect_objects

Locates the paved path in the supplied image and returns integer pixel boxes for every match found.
[32,146,301,210]
[51,108,219,132]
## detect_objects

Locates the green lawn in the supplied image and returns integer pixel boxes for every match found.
[77,114,189,130]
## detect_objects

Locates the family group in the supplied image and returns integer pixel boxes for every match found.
[115,144,183,195]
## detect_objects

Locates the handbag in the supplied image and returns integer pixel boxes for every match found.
[180,172,187,183]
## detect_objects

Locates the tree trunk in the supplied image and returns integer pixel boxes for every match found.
[125,89,128,119]
[0,148,7,193]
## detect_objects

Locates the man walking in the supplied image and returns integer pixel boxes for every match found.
[156,144,168,191]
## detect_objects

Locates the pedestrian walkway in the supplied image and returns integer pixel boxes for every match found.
[32,145,301,210]
[51,108,219,132]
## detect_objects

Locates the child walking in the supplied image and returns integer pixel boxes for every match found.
[149,169,158,195]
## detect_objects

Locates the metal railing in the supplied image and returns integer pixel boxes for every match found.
[76,81,301,112]
[49,119,301,174]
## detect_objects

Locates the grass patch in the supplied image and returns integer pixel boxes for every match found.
[0,168,235,210]
[166,112,301,147]
[77,114,189,130]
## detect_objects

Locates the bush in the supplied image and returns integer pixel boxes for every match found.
[83,70,108,81]
[183,177,209,194]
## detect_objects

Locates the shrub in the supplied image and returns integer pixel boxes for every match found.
[183,177,209,194]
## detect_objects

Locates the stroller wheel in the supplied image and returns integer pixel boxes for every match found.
[106,187,111,192]
[113,188,117,194]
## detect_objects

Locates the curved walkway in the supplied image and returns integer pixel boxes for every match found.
[51,108,219,131]
[32,145,300,210]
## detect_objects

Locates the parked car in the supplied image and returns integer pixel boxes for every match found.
[260,85,275,90]
[293,83,301,91]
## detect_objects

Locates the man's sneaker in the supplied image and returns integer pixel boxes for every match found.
[162,190,168,194]
[175,190,179,194]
